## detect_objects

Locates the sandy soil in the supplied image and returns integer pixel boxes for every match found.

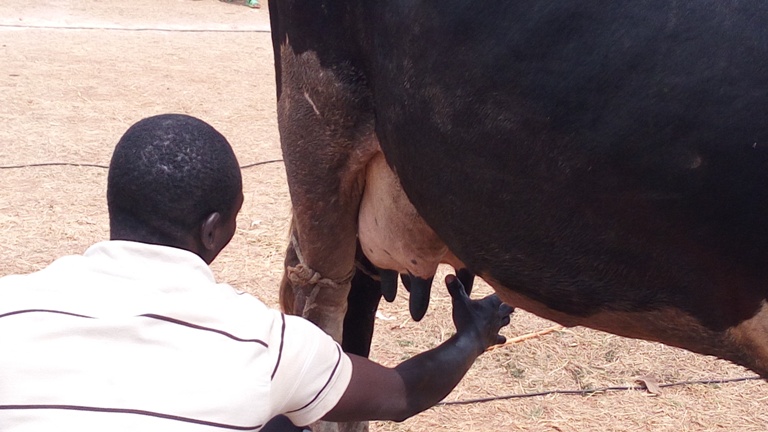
[1,1,766,431]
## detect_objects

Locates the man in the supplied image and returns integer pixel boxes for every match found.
[0,114,513,431]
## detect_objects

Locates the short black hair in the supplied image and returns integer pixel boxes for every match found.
[107,114,242,244]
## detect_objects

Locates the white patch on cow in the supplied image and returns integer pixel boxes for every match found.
[303,91,321,116]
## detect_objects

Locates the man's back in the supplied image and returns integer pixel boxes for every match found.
[0,240,351,431]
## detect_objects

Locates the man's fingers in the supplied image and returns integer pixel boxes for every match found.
[500,303,514,316]
[477,293,502,311]
[500,315,511,327]
[489,293,503,307]
[445,274,468,301]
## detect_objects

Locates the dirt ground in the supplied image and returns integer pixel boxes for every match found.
[1,1,766,431]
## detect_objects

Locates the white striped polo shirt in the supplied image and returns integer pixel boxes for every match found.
[0,241,352,431]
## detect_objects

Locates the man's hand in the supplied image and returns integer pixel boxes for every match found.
[446,274,514,355]
[324,273,515,423]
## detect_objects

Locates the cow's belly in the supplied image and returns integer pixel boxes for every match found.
[484,273,768,376]
[358,152,462,279]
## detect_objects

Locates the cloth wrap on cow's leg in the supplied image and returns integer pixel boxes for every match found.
[286,264,368,432]
[286,263,352,343]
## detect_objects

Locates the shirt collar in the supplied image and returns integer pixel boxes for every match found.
[82,240,217,286]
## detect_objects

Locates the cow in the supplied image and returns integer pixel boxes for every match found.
[269,4,768,429]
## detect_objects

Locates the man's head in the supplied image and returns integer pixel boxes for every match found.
[107,114,243,264]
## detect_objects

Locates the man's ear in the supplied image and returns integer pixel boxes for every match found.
[200,212,222,251]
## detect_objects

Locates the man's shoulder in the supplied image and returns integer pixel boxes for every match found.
[282,312,333,336]
[0,254,90,316]
[279,313,347,360]
[178,283,290,339]
[0,254,86,286]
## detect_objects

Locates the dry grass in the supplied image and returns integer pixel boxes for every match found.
[1,1,766,431]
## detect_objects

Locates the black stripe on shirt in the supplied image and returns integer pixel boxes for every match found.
[0,404,262,430]
[140,314,269,347]
[0,309,93,319]
[271,313,286,380]
[0,310,268,347]
[287,344,343,413]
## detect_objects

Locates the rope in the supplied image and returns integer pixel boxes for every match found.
[0,162,109,169]
[0,160,283,170]
[437,375,763,406]
[0,23,270,33]
[240,159,284,169]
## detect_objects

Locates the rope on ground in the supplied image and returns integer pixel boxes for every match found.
[0,160,283,170]
[240,159,284,169]
[445,326,764,405]
[437,375,763,406]
[0,23,270,33]
[0,162,110,169]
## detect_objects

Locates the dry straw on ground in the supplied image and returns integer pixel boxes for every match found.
[1,1,766,431]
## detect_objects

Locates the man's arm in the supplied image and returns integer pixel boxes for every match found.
[323,275,514,422]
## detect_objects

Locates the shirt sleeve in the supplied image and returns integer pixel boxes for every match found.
[269,313,353,426]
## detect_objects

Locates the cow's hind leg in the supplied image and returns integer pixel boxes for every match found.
[275,37,377,341]
[275,30,377,432]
